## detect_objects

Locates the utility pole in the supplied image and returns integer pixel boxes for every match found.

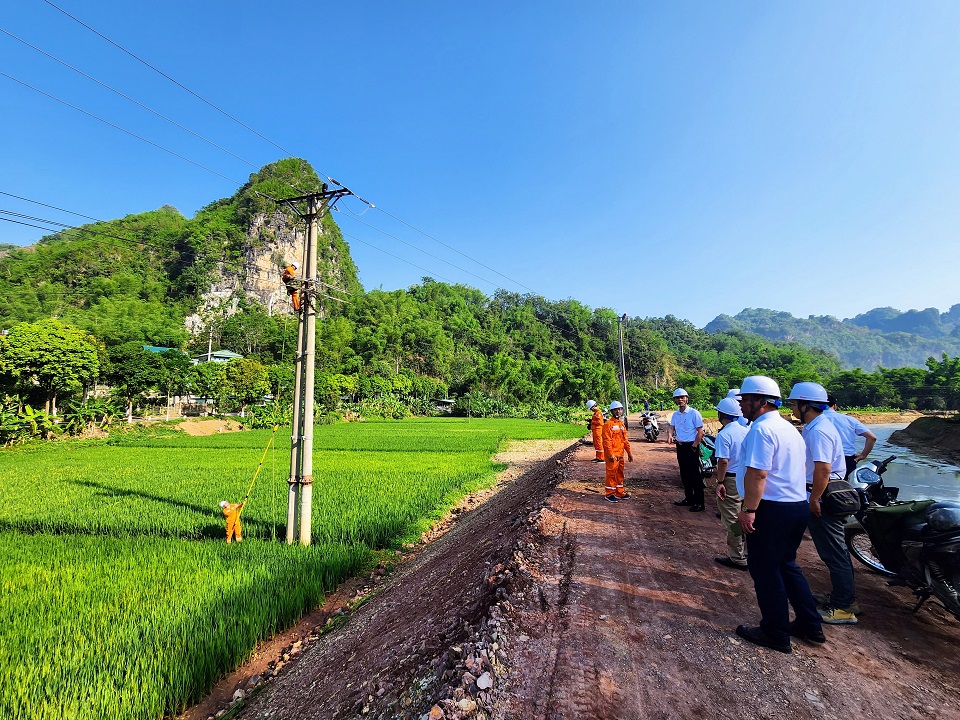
[617,313,630,428]
[281,184,354,545]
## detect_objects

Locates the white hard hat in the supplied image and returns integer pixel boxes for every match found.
[787,382,828,403]
[672,388,688,398]
[219,500,229,509]
[726,388,740,398]
[586,400,597,410]
[609,400,624,410]
[291,262,300,269]
[738,376,781,399]
[715,397,743,417]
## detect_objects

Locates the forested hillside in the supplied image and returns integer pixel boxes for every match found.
[707,307,960,371]
[3,159,959,440]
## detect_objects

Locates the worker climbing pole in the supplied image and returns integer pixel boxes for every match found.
[276,183,363,545]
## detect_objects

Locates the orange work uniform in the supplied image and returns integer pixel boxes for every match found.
[281,265,301,311]
[590,406,605,460]
[222,502,243,543]
[602,417,632,498]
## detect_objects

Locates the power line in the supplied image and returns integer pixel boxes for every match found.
[373,206,538,294]
[0,27,261,171]
[337,211,503,291]
[41,0,307,172]
[0,71,245,186]
[339,230,454,285]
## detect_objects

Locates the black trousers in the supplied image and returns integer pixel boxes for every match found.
[745,500,821,643]
[844,455,857,480]
[675,443,703,505]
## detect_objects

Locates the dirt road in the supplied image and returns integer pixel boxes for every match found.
[214,421,960,720]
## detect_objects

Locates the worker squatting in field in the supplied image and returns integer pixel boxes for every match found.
[220,500,244,543]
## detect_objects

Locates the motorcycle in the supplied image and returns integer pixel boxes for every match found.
[845,455,960,620]
[639,411,660,442]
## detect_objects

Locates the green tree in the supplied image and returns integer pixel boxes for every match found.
[1,319,100,415]
[221,358,270,416]
[106,343,166,422]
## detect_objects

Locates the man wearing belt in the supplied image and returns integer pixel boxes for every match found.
[790,383,859,626]
[734,376,822,653]
[825,394,877,479]
[713,397,749,571]
[667,388,705,511]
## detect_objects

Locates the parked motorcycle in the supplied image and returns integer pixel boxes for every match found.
[640,411,660,442]
[845,455,960,620]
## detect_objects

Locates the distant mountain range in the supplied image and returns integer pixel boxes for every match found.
[705,306,960,371]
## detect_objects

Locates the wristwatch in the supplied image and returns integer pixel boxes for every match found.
[741,508,756,513]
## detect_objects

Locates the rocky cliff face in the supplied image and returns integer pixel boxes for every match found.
[185,159,362,335]
[185,210,358,333]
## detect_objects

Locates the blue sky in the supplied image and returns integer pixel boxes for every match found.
[2,1,959,327]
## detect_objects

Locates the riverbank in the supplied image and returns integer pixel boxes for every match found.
[890,416,960,465]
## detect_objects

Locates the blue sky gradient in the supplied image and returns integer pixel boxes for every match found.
[2,2,958,326]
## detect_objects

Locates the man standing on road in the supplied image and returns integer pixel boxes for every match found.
[790,383,860,626]
[825,394,877,479]
[734,376,823,654]
[586,400,605,463]
[667,388,705,511]
[602,401,634,503]
[713,397,749,571]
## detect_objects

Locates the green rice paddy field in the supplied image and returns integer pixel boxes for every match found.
[0,418,581,720]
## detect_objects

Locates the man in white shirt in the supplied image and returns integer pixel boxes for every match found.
[734,376,823,654]
[825,394,877,478]
[667,388,705,511]
[713,397,749,570]
[791,384,859,626]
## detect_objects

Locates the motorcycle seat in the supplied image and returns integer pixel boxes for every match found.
[903,523,960,544]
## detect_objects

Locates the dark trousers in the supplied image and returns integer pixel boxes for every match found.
[675,443,703,505]
[745,499,821,644]
[844,455,857,480]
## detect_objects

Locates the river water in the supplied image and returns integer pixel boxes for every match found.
[866,423,960,503]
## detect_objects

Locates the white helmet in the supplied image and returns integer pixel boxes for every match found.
[586,400,597,410]
[738,376,781,399]
[715,397,743,417]
[787,382,828,403]
[609,400,624,410]
[219,500,229,509]
[726,388,740,398]
[672,388,688,398]
[291,261,300,269]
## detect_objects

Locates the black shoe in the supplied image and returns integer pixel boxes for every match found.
[735,625,791,654]
[689,504,705,512]
[620,492,631,499]
[605,495,619,503]
[788,620,826,644]
[715,556,749,571]
[592,458,604,463]
[674,499,692,506]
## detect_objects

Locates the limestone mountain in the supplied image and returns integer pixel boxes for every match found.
[0,159,361,347]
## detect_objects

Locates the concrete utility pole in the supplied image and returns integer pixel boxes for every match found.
[617,313,630,427]
[281,184,354,545]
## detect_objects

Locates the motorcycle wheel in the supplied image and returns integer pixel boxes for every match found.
[846,528,897,577]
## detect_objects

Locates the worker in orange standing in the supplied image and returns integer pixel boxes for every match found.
[219,500,244,543]
[602,401,634,503]
[281,261,301,312]
[586,400,605,463]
